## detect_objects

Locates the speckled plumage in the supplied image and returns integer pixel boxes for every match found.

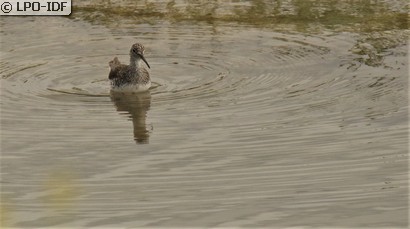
[109,43,151,92]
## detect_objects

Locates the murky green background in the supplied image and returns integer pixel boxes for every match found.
[1,0,408,228]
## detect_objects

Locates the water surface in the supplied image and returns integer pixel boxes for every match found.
[1,1,408,228]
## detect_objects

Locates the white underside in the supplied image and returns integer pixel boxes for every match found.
[111,82,151,93]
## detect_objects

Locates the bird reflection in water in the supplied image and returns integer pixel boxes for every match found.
[110,91,152,144]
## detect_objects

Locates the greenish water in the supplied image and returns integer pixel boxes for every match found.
[73,0,408,32]
[1,0,408,228]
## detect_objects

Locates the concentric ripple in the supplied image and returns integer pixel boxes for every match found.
[1,17,407,228]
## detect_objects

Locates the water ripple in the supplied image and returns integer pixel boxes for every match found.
[1,16,407,228]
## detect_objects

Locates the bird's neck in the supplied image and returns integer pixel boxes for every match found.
[129,56,142,68]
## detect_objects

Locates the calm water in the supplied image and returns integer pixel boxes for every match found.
[1,1,409,228]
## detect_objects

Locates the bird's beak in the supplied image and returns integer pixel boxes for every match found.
[140,54,150,69]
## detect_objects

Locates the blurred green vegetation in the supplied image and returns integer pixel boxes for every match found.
[72,0,408,32]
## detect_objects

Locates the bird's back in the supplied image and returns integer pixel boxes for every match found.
[109,64,151,91]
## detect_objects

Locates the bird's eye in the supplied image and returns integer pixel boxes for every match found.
[132,49,137,53]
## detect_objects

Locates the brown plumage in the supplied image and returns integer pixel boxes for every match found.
[108,43,151,92]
